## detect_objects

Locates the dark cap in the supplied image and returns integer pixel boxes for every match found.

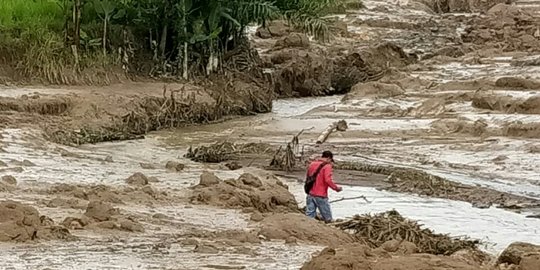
[322,150,334,162]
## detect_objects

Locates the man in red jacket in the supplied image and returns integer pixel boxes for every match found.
[305,150,342,223]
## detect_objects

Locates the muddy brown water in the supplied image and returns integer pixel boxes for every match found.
[3,1,540,269]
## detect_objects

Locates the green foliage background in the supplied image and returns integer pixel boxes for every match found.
[0,0,362,82]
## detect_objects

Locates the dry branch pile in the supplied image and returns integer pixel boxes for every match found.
[334,161,396,175]
[334,160,540,210]
[333,210,479,255]
[268,129,307,171]
[43,79,272,145]
[386,168,540,209]
[185,141,274,163]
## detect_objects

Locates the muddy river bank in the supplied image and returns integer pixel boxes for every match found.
[2,1,540,269]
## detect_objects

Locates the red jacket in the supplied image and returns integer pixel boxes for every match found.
[307,159,339,198]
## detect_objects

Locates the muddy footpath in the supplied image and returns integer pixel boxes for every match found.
[3,0,540,269]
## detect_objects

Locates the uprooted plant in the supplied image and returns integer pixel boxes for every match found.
[333,210,480,255]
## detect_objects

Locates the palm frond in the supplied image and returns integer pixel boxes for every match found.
[231,0,280,26]
[284,11,331,41]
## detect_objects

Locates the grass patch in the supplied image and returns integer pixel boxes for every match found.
[0,0,63,31]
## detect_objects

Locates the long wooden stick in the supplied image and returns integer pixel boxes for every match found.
[316,120,348,144]
[316,122,338,144]
[329,195,371,204]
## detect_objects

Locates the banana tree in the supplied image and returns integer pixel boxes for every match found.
[92,0,125,55]
[189,0,240,75]
[176,0,192,80]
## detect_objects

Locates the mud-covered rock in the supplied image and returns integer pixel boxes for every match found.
[250,212,264,222]
[85,201,120,222]
[272,42,412,97]
[379,240,419,255]
[239,173,262,188]
[417,0,506,13]
[191,173,298,213]
[165,161,185,171]
[125,172,149,186]
[451,248,493,267]
[462,4,540,52]
[301,242,485,270]
[273,50,334,97]
[225,161,242,170]
[62,216,91,230]
[91,221,119,230]
[256,20,290,39]
[0,201,41,242]
[140,163,156,169]
[45,197,88,210]
[35,226,75,241]
[519,254,540,270]
[505,122,540,138]
[198,171,221,187]
[343,82,405,101]
[498,242,540,265]
[119,219,145,232]
[258,213,354,246]
[1,175,16,186]
[495,77,540,90]
[470,92,540,115]
[194,244,219,254]
[0,201,73,242]
[274,33,310,49]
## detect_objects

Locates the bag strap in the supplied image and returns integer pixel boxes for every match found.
[310,162,328,179]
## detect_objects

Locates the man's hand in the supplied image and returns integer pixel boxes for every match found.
[336,186,343,192]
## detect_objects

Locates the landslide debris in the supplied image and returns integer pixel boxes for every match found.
[185,141,274,163]
[472,92,540,114]
[0,201,74,242]
[342,82,405,101]
[256,20,291,39]
[63,200,145,233]
[271,40,414,97]
[190,172,298,213]
[462,4,540,52]
[45,183,168,205]
[258,213,355,246]
[417,0,507,13]
[301,242,489,270]
[495,77,540,90]
[0,175,17,192]
[333,210,479,255]
[1,78,272,146]
[497,242,540,264]
[335,161,540,210]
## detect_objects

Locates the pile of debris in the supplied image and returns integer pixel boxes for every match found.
[268,35,413,97]
[386,167,540,209]
[185,141,274,163]
[0,201,74,242]
[301,242,487,270]
[334,160,540,210]
[62,200,144,232]
[333,210,479,255]
[462,4,540,52]
[472,92,540,114]
[190,172,299,213]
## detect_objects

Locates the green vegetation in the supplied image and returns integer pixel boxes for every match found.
[0,0,362,84]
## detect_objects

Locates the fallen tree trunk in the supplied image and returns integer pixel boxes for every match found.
[316,120,348,144]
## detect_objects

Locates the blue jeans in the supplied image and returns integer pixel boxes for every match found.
[305,195,332,222]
